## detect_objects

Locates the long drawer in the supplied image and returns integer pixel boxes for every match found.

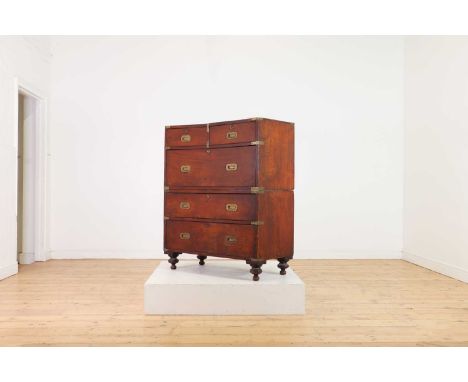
[165,193,257,221]
[165,220,256,258]
[165,146,256,188]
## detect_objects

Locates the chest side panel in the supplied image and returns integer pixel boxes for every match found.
[256,191,294,260]
[258,119,294,190]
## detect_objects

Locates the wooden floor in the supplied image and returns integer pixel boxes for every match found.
[1,259,468,346]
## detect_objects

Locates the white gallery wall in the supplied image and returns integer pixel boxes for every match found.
[49,36,404,259]
[0,37,51,279]
[404,37,468,282]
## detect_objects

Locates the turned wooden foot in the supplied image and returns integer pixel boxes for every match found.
[277,257,290,275]
[197,255,207,265]
[247,259,266,281]
[167,252,181,269]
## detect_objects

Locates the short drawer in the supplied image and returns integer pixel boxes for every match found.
[165,193,257,221]
[166,126,207,147]
[165,220,256,258]
[210,121,256,145]
[165,146,256,187]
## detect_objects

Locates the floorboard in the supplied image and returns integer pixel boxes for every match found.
[0,259,467,346]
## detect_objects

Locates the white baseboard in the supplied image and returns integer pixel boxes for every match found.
[403,251,468,283]
[49,249,402,260]
[292,250,402,259]
[0,263,18,280]
[49,250,161,259]
[18,252,35,265]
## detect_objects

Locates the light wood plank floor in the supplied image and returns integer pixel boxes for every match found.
[1,259,468,346]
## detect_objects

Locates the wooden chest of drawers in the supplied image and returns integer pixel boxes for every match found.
[164,118,294,281]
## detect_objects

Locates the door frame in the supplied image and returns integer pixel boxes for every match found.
[13,77,49,262]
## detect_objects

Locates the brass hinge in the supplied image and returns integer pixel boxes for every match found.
[250,140,264,146]
[165,146,171,150]
[164,186,169,191]
[250,186,265,193]
[250,117,264,121]
[165,125,171,129]
[206,123,210,133]
[164,216,169,220]
[251,220,264,225]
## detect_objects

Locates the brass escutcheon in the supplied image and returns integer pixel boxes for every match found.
[179,202,190,209]
[179,232,190,240]
[180,134,191,142]
[225,163,237,171]
[180,165,191,173]
[225,203,238,212]
[224,235,237,245]
[226,131,238,140]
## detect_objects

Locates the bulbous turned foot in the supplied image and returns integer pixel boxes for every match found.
[247,259,266,281]
[277,257,290,275]
[167,252,180,269]
[197,255,207,265]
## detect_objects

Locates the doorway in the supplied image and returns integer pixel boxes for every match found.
[17,92,37,264]
[15,81,47,265]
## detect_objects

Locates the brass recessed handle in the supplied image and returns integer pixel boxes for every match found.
[179,202,190,209]
[225,235,237,245]
[180,165,191,173]
[180,232,190,240]
[225,163,237,171]
[226,203,238,212]
[226,131,238,140]
[180,134,191,142]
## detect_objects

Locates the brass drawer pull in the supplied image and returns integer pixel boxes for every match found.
[226,203,238,212]
[180,134,191,142]
[180,232,190,240]
[180,165,191,173]
[225,163,237,171]
[226,131,238,140]
[179,202,190,209]
[225,235,237,245]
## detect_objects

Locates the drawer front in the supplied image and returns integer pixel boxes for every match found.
[166,126,208,147]
[165,146,256,187]
[210,121,256,145]
[165,193,257,221]
[165,220,256,258]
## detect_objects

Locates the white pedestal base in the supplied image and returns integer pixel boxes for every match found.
[144,260,305,315]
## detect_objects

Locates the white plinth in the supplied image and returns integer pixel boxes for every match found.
[144,260,305,315]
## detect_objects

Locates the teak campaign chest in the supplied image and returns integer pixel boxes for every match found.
[163,118,294,281]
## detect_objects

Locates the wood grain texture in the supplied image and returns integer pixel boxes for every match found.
[165,193,257,221]
[1,259,468,346]
[210,121,256,145]
[165,221,256,259]
[165,146,257,188]
[166,125,208,148]
[257,191,294,260]
[258,119,294,190]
